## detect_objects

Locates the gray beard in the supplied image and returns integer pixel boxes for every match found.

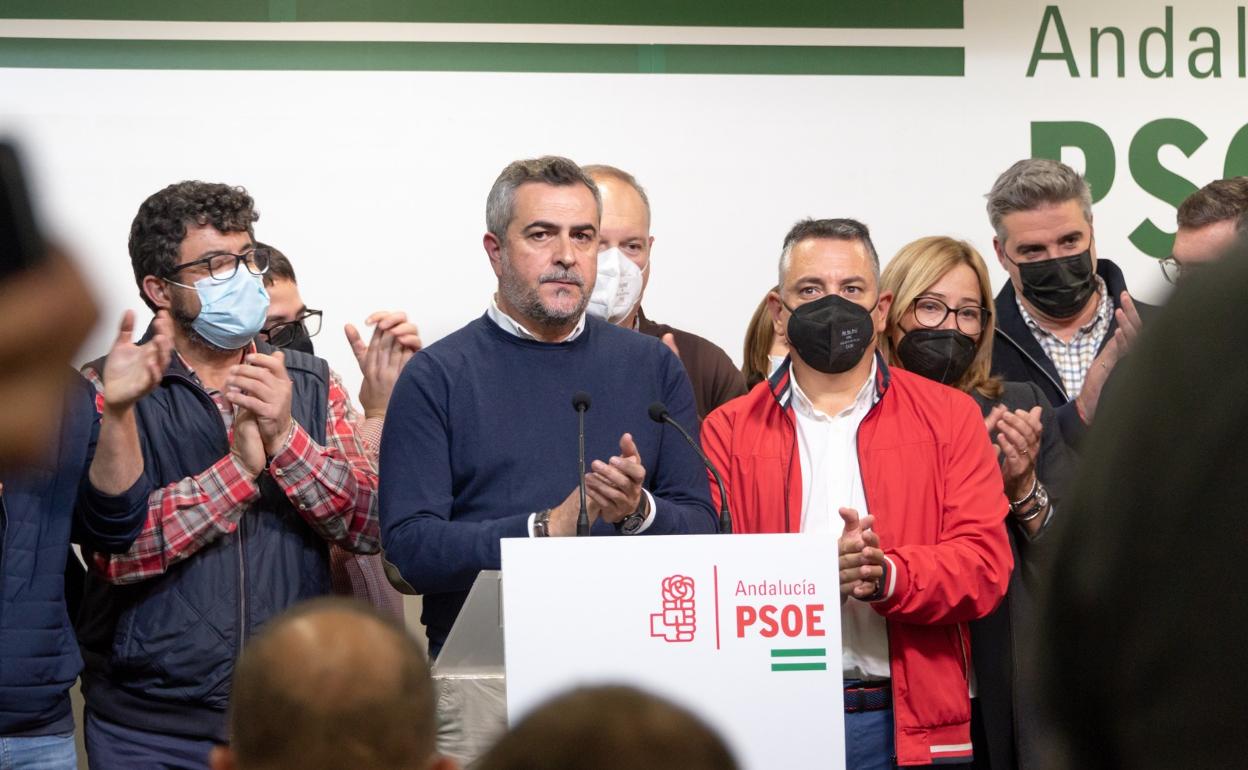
[498,252,588,330]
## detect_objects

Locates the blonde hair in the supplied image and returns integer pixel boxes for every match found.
[879,236,1003,398]
[741,290,777,389]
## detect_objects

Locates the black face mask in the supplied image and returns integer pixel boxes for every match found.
[896,329,977,386]
[1014,249,1097,319]
[785,294,876,375]
[283,334,315,356]
[273,324,316,356]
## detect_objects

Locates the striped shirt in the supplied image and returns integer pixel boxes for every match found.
[83,350,379,584]
[1015,276,1113,399]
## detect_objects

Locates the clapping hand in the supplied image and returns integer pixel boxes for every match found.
[839,508,884,603]
[984,404,1043,501]
[224,352,294,456]
[585,433,647,524]
[102,309,174,413]
[345,311,422,419]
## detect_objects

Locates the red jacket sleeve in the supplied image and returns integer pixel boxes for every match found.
[700,405,733,515]
[873,394,1014,625]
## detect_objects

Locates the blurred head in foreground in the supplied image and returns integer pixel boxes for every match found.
[211,598,454,770]
[474,685,738,770]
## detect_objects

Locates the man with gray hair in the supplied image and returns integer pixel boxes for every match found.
[1166,176,1248,283]
[581,164,746,418]
[379,156,716,655]
[986,158,1147,437]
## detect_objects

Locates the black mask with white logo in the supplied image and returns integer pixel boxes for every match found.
[896,329,977,386]
[1015,249,1097,319]
[785,294,876,375]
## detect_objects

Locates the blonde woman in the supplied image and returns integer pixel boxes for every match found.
[740,288,788,389]
[880,236,1075,770]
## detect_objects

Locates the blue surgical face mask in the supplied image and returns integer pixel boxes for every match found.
[175,269,270,350]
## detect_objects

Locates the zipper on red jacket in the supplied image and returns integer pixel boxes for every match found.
[956,623,970,679]
[782,409,796,534]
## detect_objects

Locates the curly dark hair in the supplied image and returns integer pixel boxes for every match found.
[129,181,259,310]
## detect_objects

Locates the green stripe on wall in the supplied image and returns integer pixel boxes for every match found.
[0,1,963,29]
[0,39,965,76]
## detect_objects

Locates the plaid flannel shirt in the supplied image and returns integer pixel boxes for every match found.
[83,351,379,585]
[1016,276,1113,399]
[327,415,406,621]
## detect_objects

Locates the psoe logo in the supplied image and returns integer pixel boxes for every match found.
[649,574,696,643]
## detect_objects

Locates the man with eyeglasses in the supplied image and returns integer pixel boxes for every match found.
[701,219,1013,769]
[986,158,1150,439]
[258,243,420,620]
[76,181,380,768]
[1167,177,1248,284]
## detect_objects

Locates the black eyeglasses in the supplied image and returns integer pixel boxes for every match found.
[166,247,271,283]
[261,309,323,348]
[910,297,990,335]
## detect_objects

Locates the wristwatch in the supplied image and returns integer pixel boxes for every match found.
[616,497,649,535]
[532,509,553,538]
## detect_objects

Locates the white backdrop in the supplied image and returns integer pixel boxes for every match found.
[2,0,1241,397]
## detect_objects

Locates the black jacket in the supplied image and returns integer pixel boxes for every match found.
[991,258,1156,447]
[969,382,1077,770]
[76,343,333,741]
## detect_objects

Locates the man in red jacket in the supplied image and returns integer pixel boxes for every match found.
[702,218,1012,769]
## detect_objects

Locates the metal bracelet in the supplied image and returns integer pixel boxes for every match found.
[1008,475,1040,508]
[1013,491,1048,522]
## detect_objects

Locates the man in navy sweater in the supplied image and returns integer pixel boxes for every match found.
[379,156,717,655]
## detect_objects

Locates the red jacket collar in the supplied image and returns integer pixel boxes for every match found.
[767,351,891,411]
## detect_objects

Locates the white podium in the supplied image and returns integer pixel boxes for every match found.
[501,533,846,770]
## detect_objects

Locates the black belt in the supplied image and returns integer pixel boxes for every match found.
[844,681,892,713]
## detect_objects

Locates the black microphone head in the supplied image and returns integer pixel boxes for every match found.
[648,402,669,423]
[572,391,591,412]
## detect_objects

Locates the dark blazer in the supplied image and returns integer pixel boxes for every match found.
[969,381,1077,770]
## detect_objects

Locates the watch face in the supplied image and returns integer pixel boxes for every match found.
[620,513,645,534]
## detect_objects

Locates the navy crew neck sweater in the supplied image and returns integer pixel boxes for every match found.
[379,313,718,654]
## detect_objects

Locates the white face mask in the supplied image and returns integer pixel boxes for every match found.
[587,247,645,325]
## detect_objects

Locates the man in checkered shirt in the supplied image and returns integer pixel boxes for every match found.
[986,159,1151,449]
[75,181,379,768]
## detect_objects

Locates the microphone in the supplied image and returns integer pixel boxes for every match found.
[572,391,592,536]
[648,402,733,534]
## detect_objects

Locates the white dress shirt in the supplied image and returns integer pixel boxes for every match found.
[790,362,890,681]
